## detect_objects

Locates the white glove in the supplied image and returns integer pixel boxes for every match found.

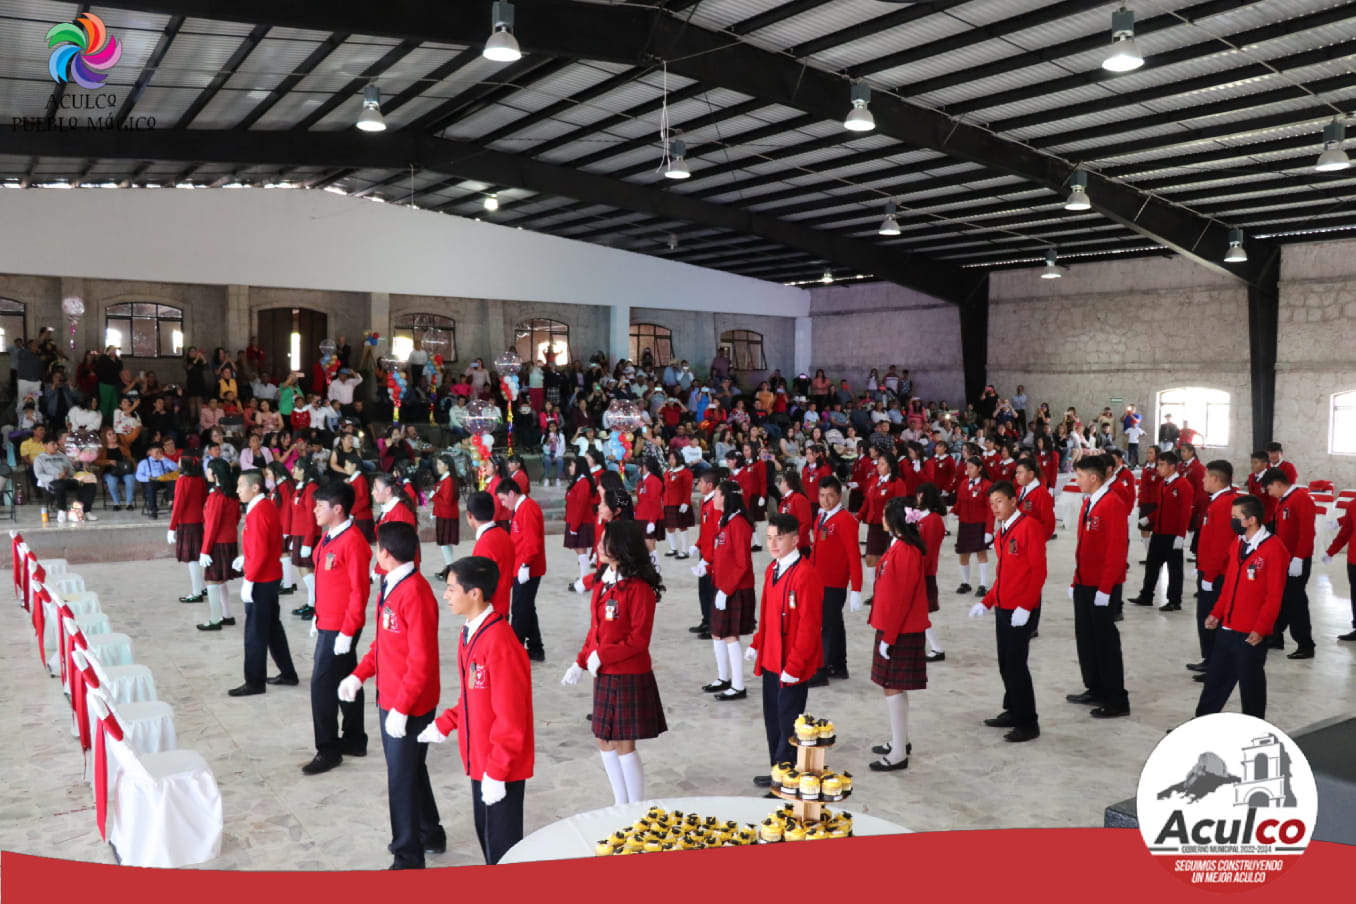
[688,545,700,558]
[878,640,890,659]
[517,563,530,585]
[241,580,254,603]
[1094,591,1111,607]
[1172,537,1184,550]
[561,663,584,685]
[337,674,362,702]
[481,775,507,806]
[570,578,586,594]
[968,602,988,618]
[417,723,448,744]
[310,620,319,639]
[1011,607,1031,627]
[744,645,758,663]
[848,590,863,612]
[1322,554,1333,564]
[1138,517,1150,528]
[1326,519,1341,532]
[983,533,993,546]
[779,670,797,684]
[166,529,176,544]
[1201,580,1213,592]
[198,553,213,569]
[586,650,602,676]
[679,504,689,513]
[848,482,858,490]
[1288,557,1302,577]
[694,560,709,578]
[647,522,655,533]
[334,633,353,655]
[231,555,245,572]
[758,498,765,507]
[385,710,407,739]
[714,590,728,611]
[1067,585,1074,601]
[300,545,312,558]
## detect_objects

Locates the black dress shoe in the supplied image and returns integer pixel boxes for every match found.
[1112,611,1124,622]
[1004,725,1040,742]
[697,631,711,640]
[750,544,762,552]
[341,739,368,757]
[1159,602,1182,612]
[1340,630,1356,642]
[1185,661,1209,672]
[435,566,451,581]
[196,620,222,631]
[220,617,236,626]
[1286,647,1315,660]
[805,673,829,688]
[713,688,747,701]
[179,591,206,603]
[871,741,912,756]
[292,604,313,617]
[1193,673,1207,682]
[664,550,679,557]
[301,753,342,775]
[984,712,1016,728]
[424,834,447,854]
[1268,637,1285,650]
[278,584,297,595]
[228,683,266,697]
[688,623,709,634]
[1065,692,1101,705]
[701,679,731,693]
[869,756,909,772]
[1129,596,1154,607]
[825,667,849,680]
[266,674,300,686]
[955,583,972,594]
[974,585,987,597]
[926,650,945,663]
[753,775,773,788]
[1090,706,1131,719]
[527,650,546,662]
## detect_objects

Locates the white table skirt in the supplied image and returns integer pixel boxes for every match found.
[84,701,176,784]
[499,796,908,865]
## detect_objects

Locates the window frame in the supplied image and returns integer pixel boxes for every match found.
[0,298,26,354]
[1155,387,1231,449]
[392,312,457,364]
[514,318,571,366]
[720,328,767,371]
[629,322,673,368]
[1330,390,1356,456]
[104,301,184,359]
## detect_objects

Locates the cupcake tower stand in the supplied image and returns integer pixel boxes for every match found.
[770,730,851,826]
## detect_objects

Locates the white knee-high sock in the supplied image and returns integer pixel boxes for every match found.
[886,693,910,764]
[978,562,990,586]
[677,529,689,551]
[187,562,205,595]
[600,750,627,806]
[303,573,316,606]
[619,751,645,804]
[959,563,971,583]
[665,531,677,553]
[205,584,222,623]
[1142,536,1150,550]
[577,554,591,580]
[649,549,661,572]
[712,637,730,682]
[925,626,942,653]
[219,583,234,619]
[439,545,455,566]
[726,639,745,691]
[280,555,295,589]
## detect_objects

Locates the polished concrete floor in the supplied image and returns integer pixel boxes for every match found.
[3,510,1354,870]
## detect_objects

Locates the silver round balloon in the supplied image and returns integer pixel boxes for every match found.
[420,329,450,357]
[66,429,101,465]
[463,399,503,435]
[494,350,522,376]
[318,338,337,356]
[606,398,646,431]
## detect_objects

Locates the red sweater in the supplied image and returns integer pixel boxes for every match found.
[353,569,440,717]
[168,476,205,529]
[751,556,823,683]
[1179,457,1207,530]
[1036,451,1059,489]
[952,477,994,529]
[1327,508,1355,562]
[271,479,294,535]
[992,458,1017,485]
[509,496,547,577]
[575,578,656,675]
[241,497,284,583]
[712,514,755,594]
[346,472,373,524]
[314,522,372,634]
[1269,459,1299,487]
[488,475,512,523]
[290,482,321,547]
[434,611,534,783]
[1246,472,1278,526]
[696,494,718,562]
[731,467,759,507]
[779,491,813,550]
[1211,533,1287,636]
[869,540,930,641]
[801,462,829,512]
[859,475,905,527]
[374,500,419,575]
[201,491,240,550]
[511,467,530,496]
[810,508,863,592]
[898,459,926,498]
[1138,466,1162,528]
[1111,467,1136,511]
[1017,482,1056,539]
[1073,489,1129,594]
[635,473,664,523]
[564,477,594,532]
[432,473,459,520]
[472,525,515,618]
[983,513,1047,612]
[1155,475,1193,537]
[1197,488,1240,583]
[923,454,956,494]
[1271,487,1316,559]
[662,467,693,508]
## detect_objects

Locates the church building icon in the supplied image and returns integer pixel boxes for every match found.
[1233,734,1298,808]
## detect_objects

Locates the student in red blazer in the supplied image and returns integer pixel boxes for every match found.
[467,492,515,619]
[777,470,814,556]
[741,443,771,529]
[748,512,824,778]
[304,481,372,773]
[661,450,695,558]
[1065,457,1130,719]
[848,452,875,517]
[497,478,547,661]
[991,442,1018,485]
[801,445,830,520]
[634,457,666,556]
[897,443,927,498]
[1263,468,1316,657]
[288,459,322,619]
[914,483,948,660]
[487,469,513,528]
[725,452,765,549]
[1264,442,1298,487]
[198,459,241,632]
[344,464,376,544]
[969,481,1046,742]
[266,462,299,596]
[860,452,906,567]
[1136,444,1162,545]
[810,475,864,685]
[1033,435,1060,492]
[866,499,931,771]
[923,443,958,503]
[1132,451,1191,612]
[1178,444,1208,540]
[506,456,531,497]
[167,456,208,604]
[1246,451,1278,527]
[1197,494,1286,719]
[421,554,533,865]
[703,480,757,701]
[372,472,419,576]
[342,522,444,870]
[432,454,461,581]
[1014,458,1056,540]
[1188,461,1239,675]
[1108,449,1136,511]
[687,470,721,637]
[562,520,666,807]
[563,458,598,581]
[953,456,995,596]
[229,469,296,696]
[1323,504,1356,641]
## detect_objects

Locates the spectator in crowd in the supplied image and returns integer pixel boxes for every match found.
[98,427,138,510]
[34,433,97,519]
[136,443,179,518]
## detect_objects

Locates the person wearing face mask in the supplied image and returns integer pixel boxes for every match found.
[1184,461,1238,681]
[1195,495,1286,719]
[1261,468,1316,659]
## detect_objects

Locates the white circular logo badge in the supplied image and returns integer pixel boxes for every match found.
[1137,713,1317,891]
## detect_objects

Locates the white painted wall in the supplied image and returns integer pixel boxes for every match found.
[0,187,809,317]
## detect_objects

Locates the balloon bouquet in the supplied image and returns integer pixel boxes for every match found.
[420,328,449,424]
[62,297,84,351]
[463,400,502,489]
[318,338,341,385]
[380,355,407,423]
[494,349,522,454]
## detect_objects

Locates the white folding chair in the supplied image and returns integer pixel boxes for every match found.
[52,573,85,597]
[87,690,222,868]
[71,649,175,786]
[83,642,157,706]
[61,589,101,611]
[41,558,70,576]
[48,600,111,678]
[62,618,133,694]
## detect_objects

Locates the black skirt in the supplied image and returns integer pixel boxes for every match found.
[871,630,927,690]
[175,522,205,564]
[709,586,756,637]
[436,516,460,546]
[204,542,241,583]
[925,575,939,613]
[290,533,315,568]
[564,521,595,551]
[642,517,664,540]
[355,518,376,544]
[865,523,890,557]
[955,521,988,555]
[663,504,694,530]
[592,671,667,741]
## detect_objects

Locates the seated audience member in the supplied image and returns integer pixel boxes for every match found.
[136,443,179,518]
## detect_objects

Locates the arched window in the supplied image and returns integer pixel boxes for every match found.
[1156,387,1230,448]
[105,302,183,358]
[630,323,672,368]
[393,313,457,364]
[1331,390,1356,455]
[720,329,766,371]
[0,298,25,353]
[515,318,570,366]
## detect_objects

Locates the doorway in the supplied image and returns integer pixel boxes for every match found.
[257,308,328,383]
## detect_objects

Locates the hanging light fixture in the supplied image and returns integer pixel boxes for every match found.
[878,200,901,236]
[483,194,499,212]
[1102,7,1144,73]
[844,83,875,132]
[664,138,691,179]
[1040,248,1062,279]
[1316,120,1351,172]
[1065,170,1091,211]
[355,84,386,132]
[820,269,835,284]
[484,1,522,62]
[1224,228,1247,263]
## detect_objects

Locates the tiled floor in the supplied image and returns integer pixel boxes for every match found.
[3,513,1354,870]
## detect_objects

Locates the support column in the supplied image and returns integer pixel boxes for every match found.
[610,303,631,366]
[224,284,250,353]
[369,292,390,347]
[1247,251,1281,451]
[794,316,813,378]
[958,275,990,405]
[483,299,507,361]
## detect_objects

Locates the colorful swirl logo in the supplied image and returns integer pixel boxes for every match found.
[46,14,121,89]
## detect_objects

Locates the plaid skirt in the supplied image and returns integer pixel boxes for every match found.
[709,586,756,637]
[955,521,987,555]
[848,488,864,513]
[564,521,595,551]
[355,518,376,544]
[664,504,694,530]
[750,500,766,523]
[872,629,927,690]
[436,516,460,546]
[290,533,315,568]
[593,671,667,741]
[175,522,205,564]
[204,542,241,583]
[865,523,890,557]
[643,516,665,540]
[926,575,939,613]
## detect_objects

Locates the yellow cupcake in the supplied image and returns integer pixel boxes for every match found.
[795,720,819,745]
[684,813,701,829]
[661,842,677,852]
[822,774,843,800]
[799,773,821,801]
[840,771,854,793]
[595,840,616,856]
[759,820,784,843]
[817,719,835,742]
[610,830,628,845]
[784,823,808,841]
[781,769,800,795]
[625,834,645,851]
[643,839,663,853]
[829,826,850,839]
